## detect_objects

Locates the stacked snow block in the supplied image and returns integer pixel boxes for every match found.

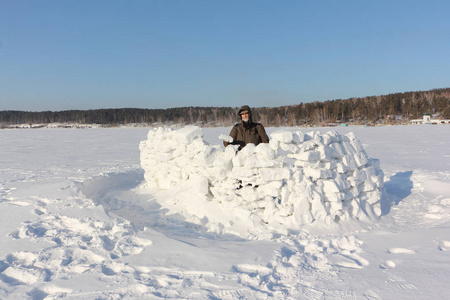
[139,126,384,228]
[139,126,220,191]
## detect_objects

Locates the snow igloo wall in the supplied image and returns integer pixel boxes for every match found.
[139,126,384,234]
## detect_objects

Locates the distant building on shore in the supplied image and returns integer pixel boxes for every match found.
[410,113,450,125]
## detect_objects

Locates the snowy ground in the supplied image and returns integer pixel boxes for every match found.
[0,125,449,299]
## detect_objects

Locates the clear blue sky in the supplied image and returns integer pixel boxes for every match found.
[1,0,449,111]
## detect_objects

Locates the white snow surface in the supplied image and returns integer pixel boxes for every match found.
[1,125,450,299]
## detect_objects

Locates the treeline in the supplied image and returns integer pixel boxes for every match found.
[1,88,450,127]
[0,107,237,127]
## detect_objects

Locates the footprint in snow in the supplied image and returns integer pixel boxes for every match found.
[33,208,46,216]
[379,260,396,269]
[386,248,416,254]
[334,251,370,269]
[233,264,272,276]
[437,240,450,251]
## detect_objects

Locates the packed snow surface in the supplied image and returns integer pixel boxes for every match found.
[1,125,450,299]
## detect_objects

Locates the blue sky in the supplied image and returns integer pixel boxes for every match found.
[1,0,449,111]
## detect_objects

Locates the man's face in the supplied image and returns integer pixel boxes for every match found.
[241,112,249,122]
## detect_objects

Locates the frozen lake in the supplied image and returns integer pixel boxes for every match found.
[0,125,449,299]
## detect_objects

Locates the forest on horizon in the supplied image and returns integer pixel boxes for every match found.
[1,88,450,128]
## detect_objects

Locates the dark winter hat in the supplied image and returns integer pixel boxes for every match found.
[238,105,251,116]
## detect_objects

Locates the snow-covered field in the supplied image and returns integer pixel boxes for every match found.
[1,125,449,299]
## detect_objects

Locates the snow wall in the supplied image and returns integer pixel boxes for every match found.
[139,126,384,236]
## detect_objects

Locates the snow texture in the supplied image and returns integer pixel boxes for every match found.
[140,126,384,237]
[1,125,449,299]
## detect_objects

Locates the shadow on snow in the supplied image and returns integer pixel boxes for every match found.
[78,169,410,235]
[381,170,413,216]
[77,170,246,242]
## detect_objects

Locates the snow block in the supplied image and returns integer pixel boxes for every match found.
[175,125,203,144]
[259,168,291,183]
[271,130,294,143]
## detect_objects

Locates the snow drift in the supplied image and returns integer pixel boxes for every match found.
[139,126,384,236]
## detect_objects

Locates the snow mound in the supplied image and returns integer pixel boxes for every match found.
[139,126,384,236]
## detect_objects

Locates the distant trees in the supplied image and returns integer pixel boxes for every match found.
[1,88,449,127]
[443,107,450,119]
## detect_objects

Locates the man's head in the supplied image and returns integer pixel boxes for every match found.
[240,111,250,122]
[238,105,252,123]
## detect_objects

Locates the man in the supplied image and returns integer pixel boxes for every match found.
[224,105,269,150]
